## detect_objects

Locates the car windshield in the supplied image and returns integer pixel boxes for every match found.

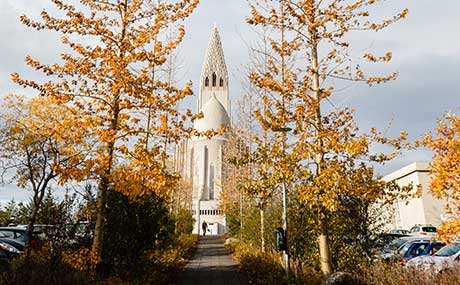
[398,241,413,255]
[0,229,26,242]
[434,244,460,257]
[382,238,407,253]
[422,227,436,233]
[408,243,427,256]
[0,230,15,239]
[391,238,409,249]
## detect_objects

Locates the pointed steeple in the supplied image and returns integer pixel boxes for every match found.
[198,27,230,114]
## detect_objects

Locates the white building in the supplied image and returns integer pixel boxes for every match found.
[175,27,231,235]
[383,162,447,230]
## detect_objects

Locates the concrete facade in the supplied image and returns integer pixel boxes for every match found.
[383,162,447,230]
[175,27,230,235]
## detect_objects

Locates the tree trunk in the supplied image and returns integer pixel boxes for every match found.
[311,34,333,274]
[25,201,39,256]
[25,174,52,256]
[318,218,332,274]
[92,177,109,263]
[91,74,120,262]
[260,208,265,252]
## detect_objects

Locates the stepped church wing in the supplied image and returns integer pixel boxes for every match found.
[174,27,231,235]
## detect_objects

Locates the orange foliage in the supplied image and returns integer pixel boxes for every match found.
[424,113,460,242]
[246,0,409,273]
[12,0,200,261]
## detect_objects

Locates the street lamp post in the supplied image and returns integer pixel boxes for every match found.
[273,126,291,279]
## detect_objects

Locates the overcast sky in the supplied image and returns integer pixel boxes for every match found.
[1,0,459,203]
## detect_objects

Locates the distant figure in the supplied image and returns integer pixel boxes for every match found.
[202,221,208,236]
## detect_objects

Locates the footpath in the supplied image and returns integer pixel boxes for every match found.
[174,235,249,285]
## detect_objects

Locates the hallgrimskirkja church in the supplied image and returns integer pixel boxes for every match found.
[175,27,231,235]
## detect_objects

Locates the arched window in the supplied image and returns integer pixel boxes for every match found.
[205,77,209,87]
[212,72,217,87]
[219,78,224,87]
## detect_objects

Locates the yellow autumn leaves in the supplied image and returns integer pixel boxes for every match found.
[423,113,460,242]
[245,0,410,274]
[6,0,200,261]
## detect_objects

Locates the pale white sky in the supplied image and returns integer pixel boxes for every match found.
[1,0,459,203]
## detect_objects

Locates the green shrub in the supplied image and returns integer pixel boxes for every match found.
[174,209,194,235]
[101,190,174,280]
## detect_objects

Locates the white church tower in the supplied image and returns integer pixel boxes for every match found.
[190,27,231,235]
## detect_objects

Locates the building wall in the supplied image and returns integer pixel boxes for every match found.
[383,162,447,230]
[420,171,447,227]
[191,137,227,235]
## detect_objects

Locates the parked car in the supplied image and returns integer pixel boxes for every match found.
[375,232,409,249]
[408,224,437,237]
[397,241,445,264]
[406,242,460,272]
[0,227,44,247]
[380,236,431,260]
[390,229,410,235]
[0,237,24,260]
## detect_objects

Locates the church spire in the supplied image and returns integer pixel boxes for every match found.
[198,27,230,114]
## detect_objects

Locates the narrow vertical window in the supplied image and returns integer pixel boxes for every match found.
[212,72,217,87]
[209,163,215,200]
[219,78,224,87]
[205,77,209,87]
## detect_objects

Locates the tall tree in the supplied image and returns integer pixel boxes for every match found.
[227,27,288,252]
[246,0,408,274]
[12,0,199,262]
[423,112,460,242]
[0,95,90,251]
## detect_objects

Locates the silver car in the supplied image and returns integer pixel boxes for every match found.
[406,243,460,272]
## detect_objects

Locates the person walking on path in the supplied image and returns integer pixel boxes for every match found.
[202,221,208,236]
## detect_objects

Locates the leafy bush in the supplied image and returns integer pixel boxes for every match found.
[0,246,87,285]
[173,209,194,235]
[136,234,200,284]
[228,241,323,285]
[361,262,460,285]
[100,190,174,280]
[0,234,199,285]
[61,247,98,279]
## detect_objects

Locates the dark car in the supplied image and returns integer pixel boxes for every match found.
[398,241,445,264]
[0,227,43,247]
[0,237,24,260]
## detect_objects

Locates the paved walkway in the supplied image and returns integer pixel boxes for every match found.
[174,235,249,285]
